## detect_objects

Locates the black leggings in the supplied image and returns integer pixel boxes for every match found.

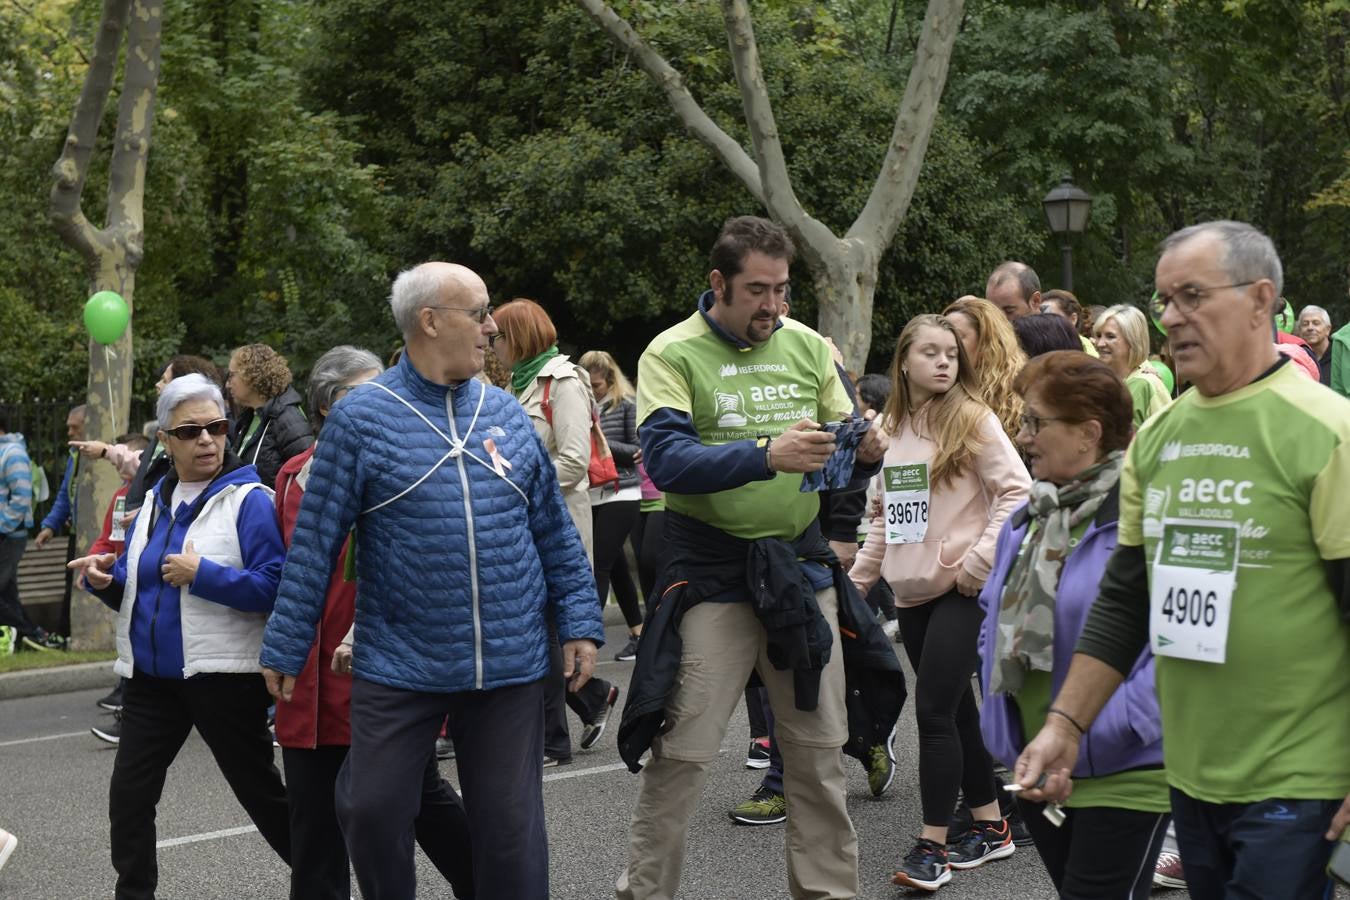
[895,588,999,826]
[594,500,642,630]
[1017,798,1168,899]
[628,508,667,621]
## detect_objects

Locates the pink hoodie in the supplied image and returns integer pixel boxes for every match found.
[850,406,1029,607]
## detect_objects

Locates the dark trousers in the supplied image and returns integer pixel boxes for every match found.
[543,619,612,760]
[752,686,786,796]
[0,534,40,638]
[1169,788,1340,900]
[338,677,548,900]
[283,745,474,900]
[630,509,666,607]
[1017,798,1168,899]
[110,671,291,900]
[895,589,998,825]
[60,530,75,635]
[594,500,643,630]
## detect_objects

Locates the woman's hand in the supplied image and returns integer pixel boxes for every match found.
[161,540,201,587]
[68,553,117,590]
[955,568,985,597]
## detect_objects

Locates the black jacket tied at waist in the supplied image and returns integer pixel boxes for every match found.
[617,510,906,772]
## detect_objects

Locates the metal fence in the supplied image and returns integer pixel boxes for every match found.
[3,399,154,528]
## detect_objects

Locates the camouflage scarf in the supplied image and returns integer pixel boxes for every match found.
[990,451,1124,695]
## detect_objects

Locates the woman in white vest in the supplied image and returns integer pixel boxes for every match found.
[69,373,291,899]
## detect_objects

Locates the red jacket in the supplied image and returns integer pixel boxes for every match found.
[272,446,354,748]
[88,484,131,557]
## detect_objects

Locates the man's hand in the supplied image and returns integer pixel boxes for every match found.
[856,409,885,466]
[769,420,835,474]
[829,539,858,571]
[161,540,201,588]
[1014,716,1081,804]
[562,638,598,692]
[262,667,297,702]
[35,527,54,549]
[70,440,110,460]
[955,568,984,597]
[68,552,116,590]
[331,642,353,675]
[1326,792,1350,841]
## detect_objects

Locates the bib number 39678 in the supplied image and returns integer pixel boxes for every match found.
[1148,520,1239,664]
[884,463,930,545]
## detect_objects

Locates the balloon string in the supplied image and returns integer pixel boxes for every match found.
[104,345,119,438]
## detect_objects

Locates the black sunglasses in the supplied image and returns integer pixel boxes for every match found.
[164,419,230,441]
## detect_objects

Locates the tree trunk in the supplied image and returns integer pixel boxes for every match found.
[49,0,163,650]
[808,239,881,372]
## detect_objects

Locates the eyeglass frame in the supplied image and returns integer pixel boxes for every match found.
[424,304,495,324]
[1018,413,1073,437]
[163,418,230,441]
[1149,281,1256,319]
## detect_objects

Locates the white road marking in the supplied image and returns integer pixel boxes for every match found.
[0,730,87,748]
[158,825,258,849]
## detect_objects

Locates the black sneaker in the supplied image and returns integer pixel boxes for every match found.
[891,838,951,891]
[96,685,124,712]
[745,738,771,769]
[21,630,66,652]
[947,818,1016,870]
[579,684,619,750]
[614,636,639,662]
[436,737,456,760]
[91,711,121,745]
[946,799,974,843]
[542,755,572,768]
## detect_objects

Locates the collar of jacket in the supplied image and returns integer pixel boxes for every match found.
[257,385,304,423]
[153,449,250,516]
[697,289,784,351]
[397,353,478,406]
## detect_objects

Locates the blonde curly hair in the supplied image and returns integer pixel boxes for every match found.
[229,343,293,401]
[941,296,1025,441]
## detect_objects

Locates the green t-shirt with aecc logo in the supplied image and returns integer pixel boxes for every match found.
[1118,361,1350,804]
[637,311,853,541]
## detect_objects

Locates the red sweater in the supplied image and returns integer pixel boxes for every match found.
[88,484,131,557]
[271,446,355,749]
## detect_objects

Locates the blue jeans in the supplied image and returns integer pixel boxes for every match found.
[1169,788,1340,900]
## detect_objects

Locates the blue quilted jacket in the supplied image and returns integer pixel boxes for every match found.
[260,356,603,693]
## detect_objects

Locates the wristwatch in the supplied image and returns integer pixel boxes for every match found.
[756,434,774,474]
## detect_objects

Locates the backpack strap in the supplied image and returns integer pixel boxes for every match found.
[541,378,553,426]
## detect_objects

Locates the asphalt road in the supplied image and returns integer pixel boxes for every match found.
[0,619,1195,899]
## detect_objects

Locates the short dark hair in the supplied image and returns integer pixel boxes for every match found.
[1013,313,1083,358]
[709,216,795,283]
[1041,289,1081,321]
[166,354,225,390]
[1014,350,1133,452]
[855,373,890,415]
[987,261,1041,302]
[117,433,150,453]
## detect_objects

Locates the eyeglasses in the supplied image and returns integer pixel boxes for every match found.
[1149,281,1255,318]
[425,304,495,324]
[1018,413,1070,436]
[164,419,230,441]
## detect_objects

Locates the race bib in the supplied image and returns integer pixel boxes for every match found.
[1149,520,1239,664]
[109,496,127,543]
[884,463,930,545]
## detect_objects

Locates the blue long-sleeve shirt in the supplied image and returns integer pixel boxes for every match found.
[40,449,78,532]
[0,434,33,535]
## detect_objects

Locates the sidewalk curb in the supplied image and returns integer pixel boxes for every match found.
[0,660,116,702]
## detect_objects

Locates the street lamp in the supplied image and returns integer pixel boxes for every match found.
[1042,174,1092,292]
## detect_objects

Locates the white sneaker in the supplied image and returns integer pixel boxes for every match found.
[0,828,17,872]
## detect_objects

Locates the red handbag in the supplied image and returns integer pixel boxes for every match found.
[541,378,620,489]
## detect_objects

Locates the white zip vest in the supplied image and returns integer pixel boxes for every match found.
[114,481,274,679]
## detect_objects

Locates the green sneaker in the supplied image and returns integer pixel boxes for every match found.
[867,727,897,798]
[0,626,13,656]
[728,786,787,825]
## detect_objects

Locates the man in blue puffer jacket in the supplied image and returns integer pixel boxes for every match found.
[260,262,604,900]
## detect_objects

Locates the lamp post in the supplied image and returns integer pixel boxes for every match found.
[1041,174,1092,292]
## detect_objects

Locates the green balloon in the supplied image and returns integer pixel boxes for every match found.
[84,290,129,344]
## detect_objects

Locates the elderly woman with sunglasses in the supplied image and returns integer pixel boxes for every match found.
[70,373,291,899]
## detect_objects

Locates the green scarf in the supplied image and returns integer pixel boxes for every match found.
[511,345,560,395]
[990,450,1124,695]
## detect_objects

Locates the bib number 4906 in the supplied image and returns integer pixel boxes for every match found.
[1158,587,1217,628]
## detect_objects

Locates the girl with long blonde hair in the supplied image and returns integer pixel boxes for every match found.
[942,297,1026,441]
[851,313,1030,892]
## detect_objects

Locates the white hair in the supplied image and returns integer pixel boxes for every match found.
[157,373,226,426]
[389,265,445,337]
[1299,305,1331,328]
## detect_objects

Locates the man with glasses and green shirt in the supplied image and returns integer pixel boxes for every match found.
[1013,220,1350,899]
[615,216,885,899]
